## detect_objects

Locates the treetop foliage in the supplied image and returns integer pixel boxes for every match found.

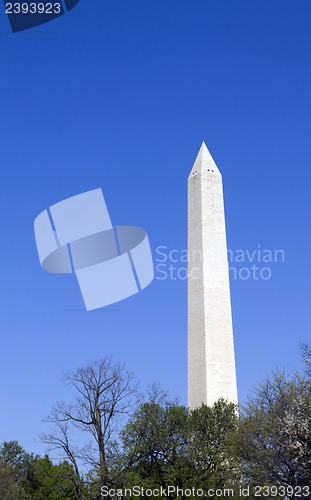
[1,345,311,499]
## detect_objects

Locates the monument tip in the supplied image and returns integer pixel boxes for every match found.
[189,142,221,178]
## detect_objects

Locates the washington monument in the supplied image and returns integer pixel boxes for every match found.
[188,142,238,409]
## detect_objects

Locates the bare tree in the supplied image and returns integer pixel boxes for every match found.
[145,382,170,406]
[41,358,139,498]
[40,421,87,500]
[300,342,311,379]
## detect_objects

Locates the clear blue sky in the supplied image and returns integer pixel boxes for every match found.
[0,0,310,456]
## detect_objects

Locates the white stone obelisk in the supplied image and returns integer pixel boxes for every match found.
[188,142,238,409]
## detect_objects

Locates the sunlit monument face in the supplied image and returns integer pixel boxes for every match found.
[188,143,238,409]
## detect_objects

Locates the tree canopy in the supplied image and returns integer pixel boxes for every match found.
[2,345,311,499]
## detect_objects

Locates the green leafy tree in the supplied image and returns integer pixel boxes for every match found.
[0,441,30,499]
[119,399,240,498]
[120,402,189,494]
[22,455,80,500]
[0,441,30,481]
[0,441,83,500]
[0,459,25,500]
[187,399,240,491]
